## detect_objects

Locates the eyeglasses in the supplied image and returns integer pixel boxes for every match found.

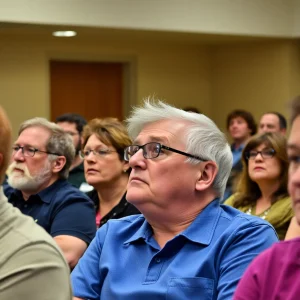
[124,142,207,162]
[12,145,60,157]
[80,149,117,159]
[245,148,276,160]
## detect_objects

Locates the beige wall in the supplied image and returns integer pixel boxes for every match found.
[0,36,211,139]
[0,0,295,37]
[210,41,300,135]
[1,33,299,140]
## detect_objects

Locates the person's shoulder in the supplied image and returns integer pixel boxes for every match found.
[98,214,145,238]
[250,238,300,268]
[274,195,292,209]
[220,203,276,231]
[1,206,67,263]
[107,214,145,226]
[0,239,71,299]
[52,180,92,202]
[270,237,300,253]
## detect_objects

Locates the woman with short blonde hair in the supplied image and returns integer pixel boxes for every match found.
[81,118,140,228]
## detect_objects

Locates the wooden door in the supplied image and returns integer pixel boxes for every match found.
[50,61,123,122]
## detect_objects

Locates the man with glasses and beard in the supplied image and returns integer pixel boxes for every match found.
[0,106,72,299]
[56,113,91,191]
[6,117,96,269]
[71,99,277,300]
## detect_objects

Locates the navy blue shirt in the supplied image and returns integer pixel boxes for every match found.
[231,143,244,167]
[71,199,278,300]
[8,179,96,244]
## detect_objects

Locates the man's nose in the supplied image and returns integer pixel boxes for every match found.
[128,149,146,169]
[13,148,25,161]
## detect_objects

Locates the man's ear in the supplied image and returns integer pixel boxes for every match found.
[195,162,218,192]
[52,156,67,174]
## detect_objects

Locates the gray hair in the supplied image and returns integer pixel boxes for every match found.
[19,117,75,179]
[126,99,233,198]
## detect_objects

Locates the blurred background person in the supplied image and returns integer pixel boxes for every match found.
[258,111,287,135]
[81,117,140,228]
[233,96,300,300]
[0,105,72,299]
[56,113,92,191]
[225,132,292,240]
[223,109,257,201]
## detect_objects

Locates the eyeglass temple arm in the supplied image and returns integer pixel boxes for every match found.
[161,145,207,161]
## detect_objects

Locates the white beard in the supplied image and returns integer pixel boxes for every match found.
[6,161,52,192]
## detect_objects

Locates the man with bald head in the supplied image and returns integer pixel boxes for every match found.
[0,106,72,299]
[258,112,287,135]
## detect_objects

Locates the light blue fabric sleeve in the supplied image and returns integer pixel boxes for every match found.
[217,219,278,300]
[71,226,107,299]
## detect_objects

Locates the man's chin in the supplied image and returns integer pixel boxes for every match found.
[126,190,149,204]
[8,176,33,190]
[9,173,24,179]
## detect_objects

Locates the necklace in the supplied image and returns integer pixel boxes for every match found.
[245,206,271,220]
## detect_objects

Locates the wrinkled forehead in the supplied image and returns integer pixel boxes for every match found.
[17,126,51,147]
[260,113,279,124]
[134,119,190,144]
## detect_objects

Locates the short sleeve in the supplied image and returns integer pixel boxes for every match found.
[0,243,72,300]
[233,250,269,300]
[217,219,278,299]
[50,196,96,244]
[71,227,105,299]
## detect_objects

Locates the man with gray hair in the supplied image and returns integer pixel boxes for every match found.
[0,106,72,299]
[71,100,278,300]
[6,117,96,269]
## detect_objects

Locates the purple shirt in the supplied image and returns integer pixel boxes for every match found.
[234,238,300,300]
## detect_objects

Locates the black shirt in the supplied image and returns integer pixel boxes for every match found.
[87,189,140,228]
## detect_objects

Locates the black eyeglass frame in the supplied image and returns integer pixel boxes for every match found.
[245,148,276,160]
[124,142,207,162]
[12,145,60,157]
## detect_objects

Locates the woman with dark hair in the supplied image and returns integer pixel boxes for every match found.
[225,132,293,240]
[80,118,140,228]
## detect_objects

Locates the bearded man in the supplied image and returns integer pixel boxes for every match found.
[6,117,96,269]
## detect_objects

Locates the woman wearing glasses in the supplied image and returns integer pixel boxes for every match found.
[225,132,293,240]
[81,118,140,228]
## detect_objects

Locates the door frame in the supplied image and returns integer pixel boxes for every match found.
[46,52,137,120]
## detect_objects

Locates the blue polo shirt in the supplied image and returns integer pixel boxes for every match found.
[8,179,96,244]
[71,199,278,300]
[231,143,244,167]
